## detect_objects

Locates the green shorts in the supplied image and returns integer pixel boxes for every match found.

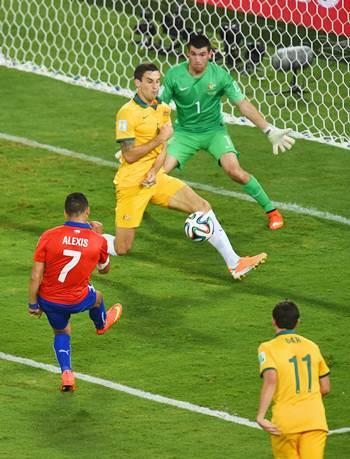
[167,126,240,170]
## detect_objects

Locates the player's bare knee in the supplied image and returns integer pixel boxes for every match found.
[195,197,211,213]
[115,228,135,255]
[116,248,128,255]
[116,243,132,255]
[222,158,249,183]
[54,324,71,335]
[225,165,249,184]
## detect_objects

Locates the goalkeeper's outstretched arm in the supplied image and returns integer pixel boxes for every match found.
[236,99,269,130]
[236,99,295,155]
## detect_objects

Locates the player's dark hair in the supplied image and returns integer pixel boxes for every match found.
[273,300,300,329]
[188,34,211,51]
[134,63,159,80]
[65,192,89,216]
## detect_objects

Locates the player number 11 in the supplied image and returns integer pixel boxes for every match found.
[289,354,312,393]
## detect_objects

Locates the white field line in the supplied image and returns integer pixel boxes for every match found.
[1,352,348,435]
[0,352,258,429]
[1,131,350,227]
[1,59,350,151]
[1,133,349,435]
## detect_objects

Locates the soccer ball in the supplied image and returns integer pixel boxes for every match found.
[184,212,214,242]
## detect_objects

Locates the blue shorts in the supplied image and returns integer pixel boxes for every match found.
[38,286,97,330]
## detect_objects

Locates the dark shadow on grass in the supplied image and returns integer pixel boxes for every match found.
[1,220,51,236]
[95,276,229,348]
[234,282,350,317]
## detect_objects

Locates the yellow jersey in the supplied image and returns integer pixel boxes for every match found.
[258,330,329,434]
[115,95,171,188]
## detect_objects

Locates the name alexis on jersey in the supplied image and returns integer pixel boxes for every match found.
[62,236,89,247]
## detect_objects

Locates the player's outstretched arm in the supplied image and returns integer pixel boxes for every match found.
[236,99,269,130]
[236,99,295,155]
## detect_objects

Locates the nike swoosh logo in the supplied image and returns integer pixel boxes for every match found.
[179,87,189,91]
[143,115,150,119]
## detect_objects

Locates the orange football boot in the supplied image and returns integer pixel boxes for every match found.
[96,304,123,335]
[231,253,267,280]
[60,370,76,392]
[267,209,284,230]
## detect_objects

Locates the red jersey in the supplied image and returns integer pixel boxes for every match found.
[34,221,109,305]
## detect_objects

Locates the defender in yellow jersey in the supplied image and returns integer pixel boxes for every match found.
[103,63,267,280]
[115,94,173,190]
[257,300,330,459]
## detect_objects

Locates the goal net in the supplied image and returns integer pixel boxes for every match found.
[1,0,349,149]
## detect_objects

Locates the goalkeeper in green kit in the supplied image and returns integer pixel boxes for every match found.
[160,35,295,230]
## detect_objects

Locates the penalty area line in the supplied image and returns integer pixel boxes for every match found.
[0,131,350,227]
[0,352,349,436]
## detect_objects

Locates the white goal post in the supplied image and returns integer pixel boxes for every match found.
[1,0,349,149]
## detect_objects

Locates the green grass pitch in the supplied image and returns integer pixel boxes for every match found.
[0,67,349,458]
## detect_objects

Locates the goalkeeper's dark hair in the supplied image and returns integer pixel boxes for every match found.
[65,192,89,216]
[134,63,159,81]
[272,300,300,329]
[188,34,211,51]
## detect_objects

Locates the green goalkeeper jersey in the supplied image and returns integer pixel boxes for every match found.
[160,61,245,133]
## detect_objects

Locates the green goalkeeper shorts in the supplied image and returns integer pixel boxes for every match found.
[167,126,240,170]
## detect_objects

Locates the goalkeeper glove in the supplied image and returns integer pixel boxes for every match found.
[263,126,295,155]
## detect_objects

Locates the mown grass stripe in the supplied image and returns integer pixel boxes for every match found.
[1,131,349,227]
[0,351,258,429]
[1,351,348,435]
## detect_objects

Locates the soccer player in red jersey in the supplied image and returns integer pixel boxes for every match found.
[28,192,122,391]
